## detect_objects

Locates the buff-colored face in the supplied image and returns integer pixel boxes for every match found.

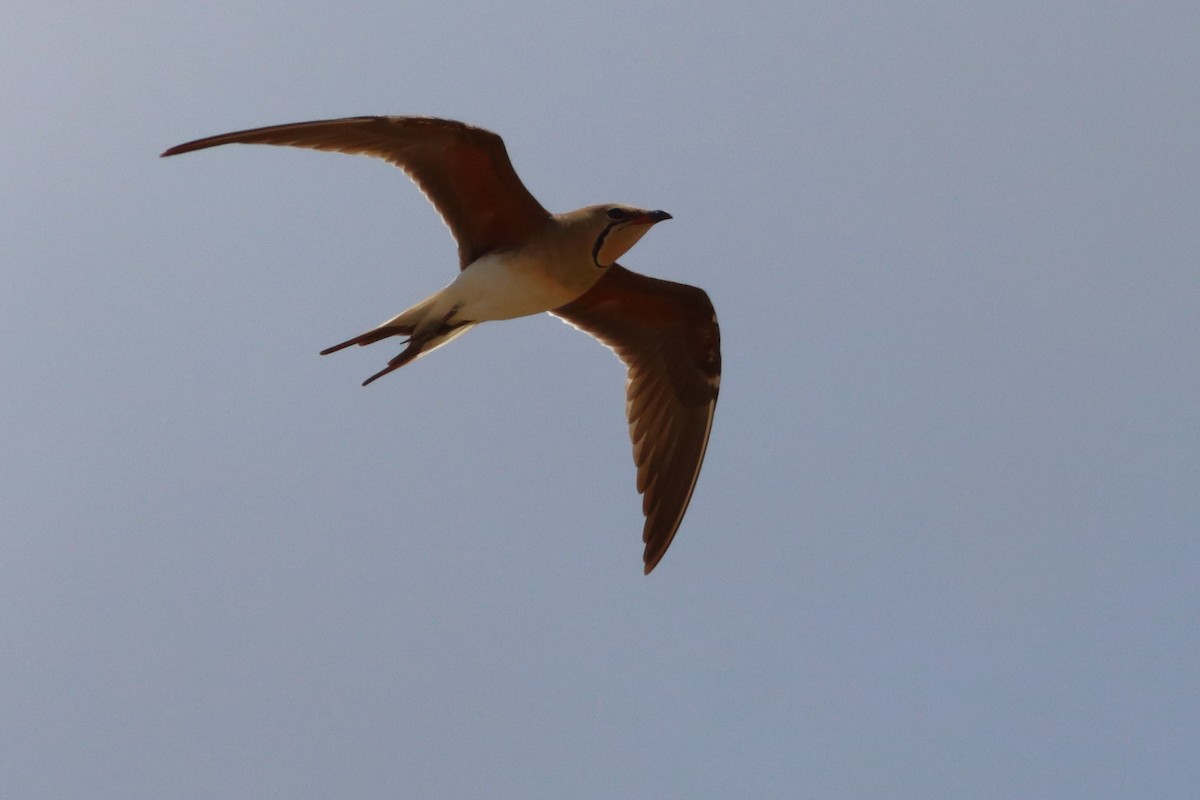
[590,205,673,267]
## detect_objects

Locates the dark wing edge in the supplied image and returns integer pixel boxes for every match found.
[553,265,721,574]
[161,116,551,267]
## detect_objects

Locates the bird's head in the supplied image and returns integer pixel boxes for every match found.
[577,204,673,268]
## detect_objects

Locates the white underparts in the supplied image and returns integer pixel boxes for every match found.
[374,248,605,343]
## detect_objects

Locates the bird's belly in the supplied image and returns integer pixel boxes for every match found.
[452,252,598,322]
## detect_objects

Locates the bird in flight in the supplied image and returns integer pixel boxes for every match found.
[161,116,720,573]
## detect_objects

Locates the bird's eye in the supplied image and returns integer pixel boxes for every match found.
[606,208,628,221]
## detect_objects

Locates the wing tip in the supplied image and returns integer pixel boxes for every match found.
[160,140,210,158]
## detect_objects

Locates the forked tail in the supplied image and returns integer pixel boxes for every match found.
[320,319,476,386]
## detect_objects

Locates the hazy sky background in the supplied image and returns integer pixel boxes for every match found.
[4,2,1199,797]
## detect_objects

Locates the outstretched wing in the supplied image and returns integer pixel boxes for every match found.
[553,265,721,573]
[162,116,551,268]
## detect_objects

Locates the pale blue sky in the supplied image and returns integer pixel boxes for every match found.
[4,2,1199,797]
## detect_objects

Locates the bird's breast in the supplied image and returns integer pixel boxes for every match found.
[450,249,603,323]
